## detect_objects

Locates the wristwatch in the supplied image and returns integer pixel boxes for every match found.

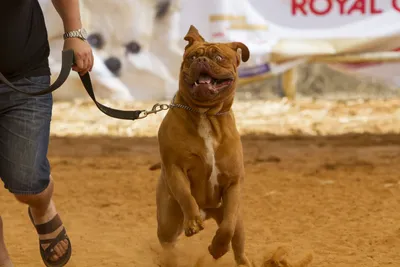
[63,28,88,41]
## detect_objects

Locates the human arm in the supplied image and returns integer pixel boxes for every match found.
[51,0,94,75]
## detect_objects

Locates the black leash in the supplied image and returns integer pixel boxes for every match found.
[0,49,229,120]
[0,49,162,120]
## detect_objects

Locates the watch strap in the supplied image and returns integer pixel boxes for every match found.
[63,29,86,40]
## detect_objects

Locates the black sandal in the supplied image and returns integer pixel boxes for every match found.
[28,208,72,267]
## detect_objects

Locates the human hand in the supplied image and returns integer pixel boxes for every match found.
[63,38,94,75]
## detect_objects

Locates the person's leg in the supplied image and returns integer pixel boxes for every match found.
[15,178,70,262]
[0,76,70,265]
[0,217,13,267]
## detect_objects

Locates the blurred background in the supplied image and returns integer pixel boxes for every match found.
[34,0,400,137]
[40,0,400,103]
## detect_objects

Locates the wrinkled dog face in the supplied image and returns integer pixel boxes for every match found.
[180,25,250,103]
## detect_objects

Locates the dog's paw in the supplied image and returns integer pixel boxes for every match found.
[236,255,256,267]
[235,255,254,267]
[208,242,230,260]
[184,216,204,237]
[208,225,234,260]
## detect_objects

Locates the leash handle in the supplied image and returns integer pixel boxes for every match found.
[0,50,74,96]
[0,49,143,120]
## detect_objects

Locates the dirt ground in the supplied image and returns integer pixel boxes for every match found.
[1,99,400,267]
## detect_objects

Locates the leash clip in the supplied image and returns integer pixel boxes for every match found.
[138,103,170,119]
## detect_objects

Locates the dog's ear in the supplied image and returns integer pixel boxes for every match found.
[184,25,205,50]
[228,42,250,65]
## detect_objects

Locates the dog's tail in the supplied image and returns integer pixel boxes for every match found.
[149,162,162,171]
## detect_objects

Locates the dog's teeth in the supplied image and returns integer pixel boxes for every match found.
[194,81,198,86]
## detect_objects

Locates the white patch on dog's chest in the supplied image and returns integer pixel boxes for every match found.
[198,116,219,190]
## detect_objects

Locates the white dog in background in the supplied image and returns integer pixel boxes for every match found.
[150,0,184,80]
[38,0,134,101]
[83,0,180,100]
[39,0,184,101]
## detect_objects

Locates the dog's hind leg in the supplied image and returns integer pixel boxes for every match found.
[231,211,252,266]
[208,208,252,266]
[156,175,184,247]
[156,175,184,267]
[208,183,241,261]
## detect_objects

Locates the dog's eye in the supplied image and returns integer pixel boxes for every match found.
[192,55,196,60]
[215,55,223,62]
[126,41,141,54]
[87,33,105,49]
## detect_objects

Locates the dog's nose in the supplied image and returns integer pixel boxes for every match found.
[196,57,209,69]
[196,57,208,63]
[104,57,122,75]
[125,41,141,54]
[87,33,105,49]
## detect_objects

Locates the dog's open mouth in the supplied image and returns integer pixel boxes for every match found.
[192,73,233,92]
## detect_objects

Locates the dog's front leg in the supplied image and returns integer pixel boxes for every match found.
[208,182,240,260]
[165,165,204,237]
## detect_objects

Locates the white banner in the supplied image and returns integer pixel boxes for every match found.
[179,0,400,86]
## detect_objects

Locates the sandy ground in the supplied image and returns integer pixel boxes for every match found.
[1,98,400,267]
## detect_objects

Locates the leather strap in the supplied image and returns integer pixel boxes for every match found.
[0,49,143,120]
[34,214,63,235]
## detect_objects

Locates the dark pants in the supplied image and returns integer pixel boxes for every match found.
[0,75,52,195]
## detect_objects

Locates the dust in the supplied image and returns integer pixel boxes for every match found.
[260,244,313,267]
[159,247,179,267]
[157,243,313,267]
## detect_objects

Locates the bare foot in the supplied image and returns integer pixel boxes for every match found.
[29,200,70,263]
[184,216,204,237]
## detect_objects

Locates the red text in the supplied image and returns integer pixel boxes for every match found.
[291,0,384,16]
[393,0,400,11]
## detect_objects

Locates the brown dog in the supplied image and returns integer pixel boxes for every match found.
[156,25,251,266]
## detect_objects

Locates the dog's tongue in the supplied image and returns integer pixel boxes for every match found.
[198,74,212,84]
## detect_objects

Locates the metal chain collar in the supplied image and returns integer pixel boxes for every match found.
[138,95,230,119]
